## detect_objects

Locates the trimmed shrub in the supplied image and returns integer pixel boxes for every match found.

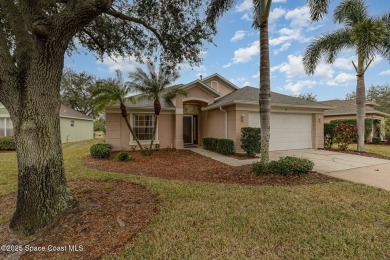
[385,118,390,143]
[252,156,314,176]
[330,119,373,141]
[216,138,234,155]
[372,137,381,144]
[0,136,16,150]
[90,143,111,159]
[241,127,261,157]
[203,137,234,155]
[333,123,357,151]
[155,144,160,151]
[324,122,337,149]
[116,151,132,161]
[203,137,218,151]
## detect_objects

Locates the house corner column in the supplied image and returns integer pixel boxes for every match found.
[175,108,184,149]
[313,113,324,149]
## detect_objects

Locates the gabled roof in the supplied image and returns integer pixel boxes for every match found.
[122,97,176,110]
[60,105,93,120]
[321,99,390,117]
[201,73,239,90]
[183,79,221,97]
[204,86,333,110]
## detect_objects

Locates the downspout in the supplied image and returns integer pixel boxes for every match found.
[219,106,228,138]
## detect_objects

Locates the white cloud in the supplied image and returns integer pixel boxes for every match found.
[223,40,259,67]
[283,80,317,93]
[285,5,311,28]
[274,0,287,3]
[231,30,247,42]
[241,13,252,21]
[236,0,253,12]
[379,69,390,76]
[327,73,355,86]
[97,55,138,72]
[252,71,260,78]
[274,42,291,54]
[333,57,354,71]
[269,7,286,21]
[272,54,334,79]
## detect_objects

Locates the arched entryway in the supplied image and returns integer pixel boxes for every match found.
[182,98,208,147]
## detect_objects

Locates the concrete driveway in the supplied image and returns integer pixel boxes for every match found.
[270,149,390,191]
[189,148,390,191]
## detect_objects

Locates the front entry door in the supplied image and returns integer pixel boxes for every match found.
[183,116,193,144]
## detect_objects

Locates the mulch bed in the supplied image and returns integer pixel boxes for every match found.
[323,148,390,160]
[84,150,340,186]
[0,180,158,260]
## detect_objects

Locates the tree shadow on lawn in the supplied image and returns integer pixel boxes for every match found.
[84,149,342,186]
[0,180,158,259]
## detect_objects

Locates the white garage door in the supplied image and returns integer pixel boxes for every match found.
[248,112,312,151]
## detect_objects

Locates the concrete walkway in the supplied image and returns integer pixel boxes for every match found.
[188,148,390,191]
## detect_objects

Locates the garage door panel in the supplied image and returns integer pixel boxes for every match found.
[248,112,313,151]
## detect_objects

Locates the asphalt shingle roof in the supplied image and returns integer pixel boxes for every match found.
[320,99,389,116]
[123,98,175,110]
[206,86,332,110]
[60,105,93,120]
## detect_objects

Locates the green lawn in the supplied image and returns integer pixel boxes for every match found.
[1,141,390,258]
[364,144,390,157]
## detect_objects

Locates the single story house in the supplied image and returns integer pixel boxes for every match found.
[0,103,94,143]
[106,74,332,152]
[321,99,390,141]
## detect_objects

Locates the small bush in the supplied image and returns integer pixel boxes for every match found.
[324,123,337,149]
[203,137,218,151]
[252,156,314,176]
[385,118,390,143]
[90,143,111,159]
[130,146,136,152]
[0,136,16,150]
[330,119,373,141]
[372,137,381,144]
[333,123,357,151]
[241,127,261,157]
[216,138,234,155]
[155,144,160,151]
[116,151,132,161]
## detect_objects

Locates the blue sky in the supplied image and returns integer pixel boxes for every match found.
[65,0,390,101]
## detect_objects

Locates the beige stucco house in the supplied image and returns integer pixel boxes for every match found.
[0,104,93,143]
[321,99,390,141]
[106,74,332,152]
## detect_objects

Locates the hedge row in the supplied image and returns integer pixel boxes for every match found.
[252,156,314,176]
[202,137,234,155]
[0,136,16,150]
[240,127,261,157]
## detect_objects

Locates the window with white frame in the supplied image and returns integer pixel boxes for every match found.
[132,114,155,141]
[0,118,14,137]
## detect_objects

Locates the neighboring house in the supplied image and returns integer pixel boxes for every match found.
[0,103,93,143]
[321,99,390,141]
[106,74,332,152]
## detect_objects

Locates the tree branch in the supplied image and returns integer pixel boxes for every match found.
[81,29,105,53]
[105,9,167,50]
[352,61,358,72]
[364,58,374,72]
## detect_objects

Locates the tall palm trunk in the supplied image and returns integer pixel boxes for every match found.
[120,103,143,151]
[149,115,158,151]
[259,17,271,162]
[356,56,366,151]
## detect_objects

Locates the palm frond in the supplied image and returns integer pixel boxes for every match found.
[163,87,188,101]
[352,18,388,61]
[206,0,237,28]
[379,13,390,60]
[308,0,330,21]
[334,0,368,27]
[303,28,354,75]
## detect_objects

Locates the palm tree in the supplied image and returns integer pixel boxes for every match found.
[92,70,144,151]
[129,62,186,151]
[303,0,390,151]
[207,0,272,162]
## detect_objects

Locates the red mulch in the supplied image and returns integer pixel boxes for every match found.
[84,150,340,186]
[0,150,15,153]
[323,148,390,160]
[229,153,259,160]
[0,180,158,260]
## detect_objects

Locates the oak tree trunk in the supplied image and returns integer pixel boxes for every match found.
[356,57,366,152]
[259,18,271,162]
[8,59,76,236]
